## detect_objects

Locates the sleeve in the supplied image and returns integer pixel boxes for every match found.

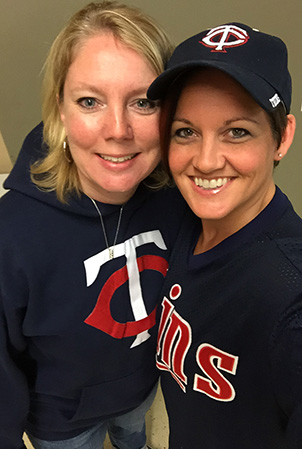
[0,255,30,448]
[270,295,302,448]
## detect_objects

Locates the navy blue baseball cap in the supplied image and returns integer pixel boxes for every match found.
[148,23,292,113]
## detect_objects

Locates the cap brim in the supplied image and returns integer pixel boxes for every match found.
[148,60,279,113]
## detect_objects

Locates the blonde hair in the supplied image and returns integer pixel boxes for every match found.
[31,1,173,202]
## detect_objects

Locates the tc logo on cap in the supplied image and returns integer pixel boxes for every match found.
[200,25,249,52]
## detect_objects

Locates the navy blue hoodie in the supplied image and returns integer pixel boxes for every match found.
[0,123,186,448]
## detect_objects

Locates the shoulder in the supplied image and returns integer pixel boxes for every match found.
[146,185,187,211]
[19,121,45,159]
[130,184,188,221]
[0,190,52,241]
[270,206,302,275]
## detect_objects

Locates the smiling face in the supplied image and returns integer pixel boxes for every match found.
[169,69,294,237]
[59,33,161,204]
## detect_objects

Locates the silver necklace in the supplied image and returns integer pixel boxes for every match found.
[89,197,124,260]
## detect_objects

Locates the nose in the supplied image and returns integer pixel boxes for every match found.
[192,136,225,173]
[102,105,134,141]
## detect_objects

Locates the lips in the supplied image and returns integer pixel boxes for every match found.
[100,154,137,163]
[194,177,229,189]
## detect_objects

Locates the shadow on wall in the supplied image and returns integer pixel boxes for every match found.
[0,174,9,196]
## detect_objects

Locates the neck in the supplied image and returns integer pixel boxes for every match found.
[194,185,276,255]
[194,225,230,254]
[82,186,137,205]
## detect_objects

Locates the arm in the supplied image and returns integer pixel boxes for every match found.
[0,124,44,448]
[270,296,302,447]
[0,274,30,448]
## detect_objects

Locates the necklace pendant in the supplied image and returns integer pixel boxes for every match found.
[108,247,114,260]
[88,197,123,262]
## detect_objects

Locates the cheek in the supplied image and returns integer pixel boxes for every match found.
[64,114,99,150]
[135,115,160,148]
[232,155,259,175]
[230,148,274,177]
[168,146,186,175]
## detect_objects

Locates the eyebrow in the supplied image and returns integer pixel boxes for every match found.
[172,117,194,125]
[173,116,261,126]
[71,84,102,95]
[224,117,260,126]
[70,83,152,97]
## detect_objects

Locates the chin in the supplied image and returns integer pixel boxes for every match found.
[190,205,229,221]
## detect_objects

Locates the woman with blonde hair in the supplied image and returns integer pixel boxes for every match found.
[0,2,185,448]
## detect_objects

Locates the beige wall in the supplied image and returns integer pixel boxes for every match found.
[0,131,12,174]
[0,0,301,212]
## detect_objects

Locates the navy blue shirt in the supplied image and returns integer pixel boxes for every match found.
[157,188,302,449]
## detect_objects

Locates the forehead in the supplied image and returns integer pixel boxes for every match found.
[71,32,146,68]
[65,32,157,89]
[177,68,263,114]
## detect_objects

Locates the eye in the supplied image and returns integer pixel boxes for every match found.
[174,128,195,138]
[229,128,250,139]
[77,97,98,109]
[134,98,158,114]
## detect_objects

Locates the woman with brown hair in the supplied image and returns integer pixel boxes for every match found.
[148,23,302,448]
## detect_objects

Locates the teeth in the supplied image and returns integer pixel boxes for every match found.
[194,177,228,189]
[101,154,135,163]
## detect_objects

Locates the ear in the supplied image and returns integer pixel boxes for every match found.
[274,114,296,161]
